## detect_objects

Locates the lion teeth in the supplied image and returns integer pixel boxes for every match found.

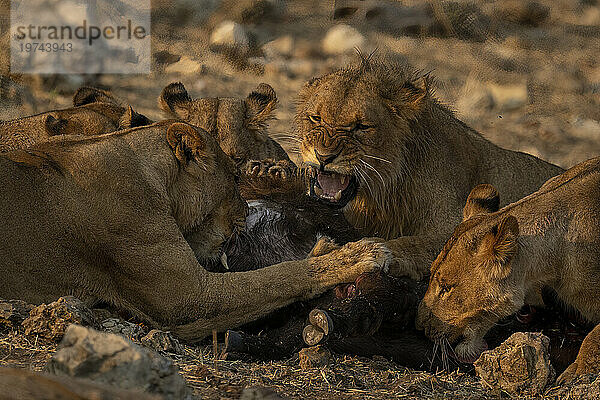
[220,252,229,270]
[334,190,342,201]
[339,175,345,185]
[314,186,323,196]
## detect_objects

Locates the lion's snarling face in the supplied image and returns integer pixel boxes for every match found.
[164,122,247,264]
[295,59,431,211]
[416,184,524,363]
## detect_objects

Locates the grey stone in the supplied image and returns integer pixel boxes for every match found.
[474,332,555,395]
[141,329,185,355]
[100,317,146,341]
[322,24,365,55]
[240,386,285,399]
[210,21,250,52]
[46,324,191,400]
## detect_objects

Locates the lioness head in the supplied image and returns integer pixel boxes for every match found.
[416,184,523,363]
[295,58,432,212]
[165,122,247,263]
[159,82,290,166]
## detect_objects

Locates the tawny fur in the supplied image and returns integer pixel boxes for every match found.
[159,82,290,166]
[0,87,151,153]
[294,59,564,279]
[0,121,390,341]
[416,157,600,381]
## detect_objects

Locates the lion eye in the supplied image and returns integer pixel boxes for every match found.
[354,123,372,131]
[308,115,322,124]
[439,282,452,296]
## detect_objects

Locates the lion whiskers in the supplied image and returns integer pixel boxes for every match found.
[363,153,392,164]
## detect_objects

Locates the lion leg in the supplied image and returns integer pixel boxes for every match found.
[557,323,600,384]
[165,238,391,342]
[383,235,447,280]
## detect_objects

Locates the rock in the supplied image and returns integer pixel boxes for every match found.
[154,50,181,66]
[141,329,185,355]
[46,324,191,400]
[0,299,33,329]
[322,24,365,55]
[263,35,294,59]
[22,296,98,342]
[240,386,285,400]
[210,21,250,52]
[474,332,555,395]
[493,1,550,27]
[568,118,600,140]
[488,82,528,111]
[100,317,146,341]
[298,345,331,370]
[0,367,160,400]
[209,0,285,25]
[165,56,204,75]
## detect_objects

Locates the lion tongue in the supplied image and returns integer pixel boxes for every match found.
[317,172,350,199]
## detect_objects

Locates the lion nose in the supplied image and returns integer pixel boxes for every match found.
[314,149,339,170]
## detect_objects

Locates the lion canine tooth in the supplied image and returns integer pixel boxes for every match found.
[314,186,324,196]
[334,190,342,201]
[339,175,345,185]
[220,252,229,270]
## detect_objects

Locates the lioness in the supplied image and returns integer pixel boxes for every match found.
[159,82,291,166]
[416,158,600,383]
[294,58,564,279]
[0,121,389,341]
[0,87,151,152]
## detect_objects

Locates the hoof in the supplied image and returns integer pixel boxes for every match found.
[224,330,244,353]
[303,325,325,346]
[309,309,333,335]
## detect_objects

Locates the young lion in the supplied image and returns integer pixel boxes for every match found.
[0,121,389,341]
[0,86,151,153]
[294,58,564,280]
[159,82,291,166]
[416,158,600,383]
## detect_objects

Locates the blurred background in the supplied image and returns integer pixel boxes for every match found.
[1,0,599,168]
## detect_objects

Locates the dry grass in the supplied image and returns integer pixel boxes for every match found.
[1,327,598,399]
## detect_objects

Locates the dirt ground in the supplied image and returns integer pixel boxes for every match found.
[1,0,600,398]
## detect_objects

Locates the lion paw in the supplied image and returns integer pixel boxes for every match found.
[308,236,341,257]
[244,159,295,179]
[337,239,392,275]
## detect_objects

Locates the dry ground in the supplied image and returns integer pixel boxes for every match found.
[1,0,600,398]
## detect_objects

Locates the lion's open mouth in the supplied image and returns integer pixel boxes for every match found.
[309,170,358,207]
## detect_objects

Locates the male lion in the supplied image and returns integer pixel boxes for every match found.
[0,121,389,341]
[0,87,151,152]
[294,58,564,279]
[416,159,600,383]
[159,82,291,166]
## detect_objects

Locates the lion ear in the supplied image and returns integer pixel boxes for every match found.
[45,115,69,136]
[463,184,500,221]
[166,122,206,164]
[118,106,152,129]
[389,76,430,120]
[159,82,191,120]
[245,83,277,130]
[480,215,519,279]
[73,86,118,106]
